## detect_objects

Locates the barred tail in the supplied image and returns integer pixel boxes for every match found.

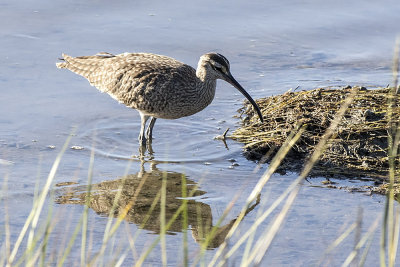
[55,53,114,79]
[55,54,68,69]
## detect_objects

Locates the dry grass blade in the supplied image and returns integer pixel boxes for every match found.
[88,158,137,265]
[160,171,167,266]
[2,174,10,266]
[181,174,189,267]
[342,218,379,267]
[322,222,358,263]
[209,123,305,267]
[250,87,358,266]
[81,147,95,266]
[213,87,357,267]
[6,132,74,266]
[134,182,203,267]
[248,183,299,265]
[384,37,400,267]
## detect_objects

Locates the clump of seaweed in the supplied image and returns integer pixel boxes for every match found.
[232,86,400,179]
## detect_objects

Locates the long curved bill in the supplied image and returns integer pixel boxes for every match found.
[225,73,264,123]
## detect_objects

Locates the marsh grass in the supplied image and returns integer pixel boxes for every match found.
[2,42,400,266]
[380,38,400,267]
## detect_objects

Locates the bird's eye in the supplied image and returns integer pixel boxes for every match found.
[212,64,224,72]
[209,61,226,74]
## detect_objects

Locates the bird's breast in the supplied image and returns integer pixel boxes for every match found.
[134,79,216,120]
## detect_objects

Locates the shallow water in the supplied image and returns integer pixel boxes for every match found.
[1,0,400,265]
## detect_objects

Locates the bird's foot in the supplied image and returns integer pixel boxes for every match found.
[146,139,154,155]
[138,135,154,157]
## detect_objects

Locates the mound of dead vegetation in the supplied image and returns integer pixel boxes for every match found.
[232,86,400,180]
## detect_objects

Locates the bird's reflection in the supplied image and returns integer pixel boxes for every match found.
[56,162,259,248]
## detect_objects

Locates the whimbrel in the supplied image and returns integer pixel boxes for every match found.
[56,52,263,146]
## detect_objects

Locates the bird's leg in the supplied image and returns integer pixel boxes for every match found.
[146,141,155,157]
[139,113,150,146]
[145,117,157,141]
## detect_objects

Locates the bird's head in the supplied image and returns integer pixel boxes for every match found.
[198,52,264,123]
[198,53,231,80]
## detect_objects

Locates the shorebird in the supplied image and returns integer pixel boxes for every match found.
[56,52,263,146]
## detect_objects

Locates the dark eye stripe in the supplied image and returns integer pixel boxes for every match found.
[216,53,229,66]
[209,62,221,72]
[208,53,230,68]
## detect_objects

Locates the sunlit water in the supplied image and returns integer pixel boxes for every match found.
[1,0,400,265]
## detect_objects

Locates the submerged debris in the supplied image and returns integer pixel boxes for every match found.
[70,145,84,150]
[232,86,400,180]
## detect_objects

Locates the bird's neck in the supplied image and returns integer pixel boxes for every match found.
[196,64,217,88]
[196,67,216,93]
[195,65,217,108]
[196,63,208,82]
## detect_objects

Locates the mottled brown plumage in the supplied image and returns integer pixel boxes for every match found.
[56,52,263,146]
